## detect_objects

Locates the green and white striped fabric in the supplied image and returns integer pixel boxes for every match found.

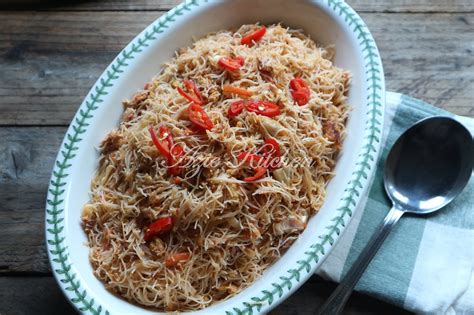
[317,92,474,314]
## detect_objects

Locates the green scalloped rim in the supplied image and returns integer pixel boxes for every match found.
[45,0,384,314]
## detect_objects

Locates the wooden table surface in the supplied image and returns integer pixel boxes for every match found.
[0,0,472,314]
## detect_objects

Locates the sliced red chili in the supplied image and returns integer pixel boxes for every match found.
[165,252,190,267]
[148,125,185,175]
[144,216,173,241]
[241,26,267,46]
[262,138,281,169]
[290,78,308,91]
[290,78,310,106]
[238,151,264,167]
[292,89,310,106]
[148,125,173,159]
[218,56,245,72]
[245,100,281,117]
[177,80,204,105]
[188,103,214,130]
[235,56,245,66]
[244,166,267,182]
[168,144,185,176]
[228,100,246,117]
[263,138,281,157]
[222,85,253,98]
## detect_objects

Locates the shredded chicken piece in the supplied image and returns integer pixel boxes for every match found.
[323,120,341,144]
[123,90,149,110]
[100,131,123,155]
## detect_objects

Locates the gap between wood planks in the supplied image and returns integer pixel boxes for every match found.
[0,0,473,13]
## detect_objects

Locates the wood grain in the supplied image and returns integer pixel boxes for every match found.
[0,0,472,13]
[0,12,472,126]
[0,277,75,315]
[0,11,163,126]
[0,276,412,315]
[349,0,474,12]
[0,127,65,273]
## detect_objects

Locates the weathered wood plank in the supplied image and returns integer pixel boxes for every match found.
[0,12,472,126]
[0,0,472,13]
[0,127,65,273]
[0,276,412,314]
[350,0,474,13]
[0,277,75,315]
[0,12,161,126]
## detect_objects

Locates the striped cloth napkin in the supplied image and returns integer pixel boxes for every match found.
[317,92,474,314]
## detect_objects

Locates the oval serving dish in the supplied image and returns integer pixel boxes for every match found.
[45,0,385,314]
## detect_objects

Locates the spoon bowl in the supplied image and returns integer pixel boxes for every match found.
[318,116,473,315]
[385,117,473,214]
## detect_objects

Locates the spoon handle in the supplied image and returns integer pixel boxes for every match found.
[317,206,405,315]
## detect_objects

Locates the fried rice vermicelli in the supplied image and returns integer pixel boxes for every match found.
[81,24,350,311]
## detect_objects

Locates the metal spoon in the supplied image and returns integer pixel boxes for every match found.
[318,116,473,315]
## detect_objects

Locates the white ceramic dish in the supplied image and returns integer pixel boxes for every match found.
[45,0,385,314]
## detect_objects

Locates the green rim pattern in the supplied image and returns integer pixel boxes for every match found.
[45,0,384,314]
